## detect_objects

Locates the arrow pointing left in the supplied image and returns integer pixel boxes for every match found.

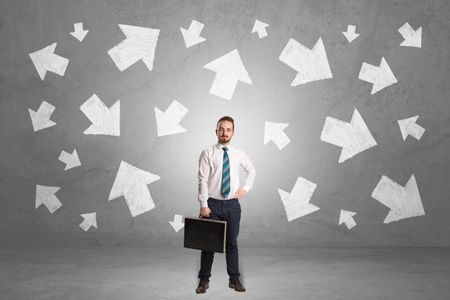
[80,94,120,136]
[278,177,319,222]
[108,24,160,71]
[204,49,252,100]
[320,109,377,163]
[29,43,69,80]
[28,101,56,132]
[264,121,290,150]
[398,115,425,141]
[154,100,188,137]
[108,161,160,217]
[35,184,62,214]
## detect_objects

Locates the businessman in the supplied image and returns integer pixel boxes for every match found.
[196,116,256,294]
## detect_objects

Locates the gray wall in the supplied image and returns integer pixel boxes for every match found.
[1,0,449,247]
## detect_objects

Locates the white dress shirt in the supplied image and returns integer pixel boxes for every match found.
[198,143,256,208]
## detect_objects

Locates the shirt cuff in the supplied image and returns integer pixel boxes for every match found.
[243,185,251,192]
[199,200,208,208]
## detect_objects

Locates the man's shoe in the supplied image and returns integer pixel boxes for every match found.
[195,280,209,294]
[229,278,246,292]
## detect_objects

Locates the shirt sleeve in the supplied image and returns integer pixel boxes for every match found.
[240,151,256,192]
[198,150,210,208]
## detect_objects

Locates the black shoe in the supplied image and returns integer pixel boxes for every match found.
[229,278,246,292]
[196,279,209,294]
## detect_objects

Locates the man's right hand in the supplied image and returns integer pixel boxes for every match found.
[200,207,211,218]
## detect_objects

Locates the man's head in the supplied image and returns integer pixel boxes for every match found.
[216,116,234,145]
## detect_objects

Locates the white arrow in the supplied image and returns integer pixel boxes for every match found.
[28,101,56,132]
[70,22,89,42]
[154,100,188,137]
[320,109,377,163]
[35,184,62,214]
[252,19,269,39]
[79,212,97,231]
[180,20,206,48]
[204,49,252,100]
[278,177,319,222]
[80,94,120,136]
[398,22,422,48]
[358,57,398,94]
[169,214,185,232]
[279,37,333,86]
[58,149,81,171]
[342,25,360,43]
[108,24,160,71]
[371,174,425,224]
[339,210,357,229]
[108,161,160,217]
[29,43,69,80]
[264,121,290,150]
[398,115,425,141]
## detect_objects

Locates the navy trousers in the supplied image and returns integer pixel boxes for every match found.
[198,198,241,281]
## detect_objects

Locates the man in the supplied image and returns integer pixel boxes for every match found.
[196,116,256,294]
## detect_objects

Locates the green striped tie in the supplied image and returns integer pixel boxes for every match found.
[221,147,230,198]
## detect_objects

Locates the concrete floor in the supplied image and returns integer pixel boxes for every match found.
[1,246,449,300]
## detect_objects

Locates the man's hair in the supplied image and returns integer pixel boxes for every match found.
[216,116,234,130]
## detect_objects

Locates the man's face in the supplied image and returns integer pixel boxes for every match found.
[216,120,234,144]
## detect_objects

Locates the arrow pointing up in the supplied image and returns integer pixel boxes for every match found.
[398,22,422,48]
[108,24,160,71]
[154,100,188,137]
[169,214,185,232]
[342,25,360,43]
[35,184,62,214]
[58,149,81,171]
[279,37,333,86]
[70,22,89,42]
[264,121,290,150]
[252,19,269,39]
[28,101,57,132]
[398,115,425,141]
[204,49,252,100]
[278,177,319,222]
[371,174,425,224]
[320,109,377,163]
[29,43,69,80]
[180,20,206,48]
[80,94,120,136]
[339,210,357,229]
[79,212,97,231]
[358,57,398,94]
[108,161,160,217]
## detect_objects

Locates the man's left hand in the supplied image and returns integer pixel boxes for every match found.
[233,187,247,200]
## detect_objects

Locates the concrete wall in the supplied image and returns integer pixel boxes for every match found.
[1,0,449,247]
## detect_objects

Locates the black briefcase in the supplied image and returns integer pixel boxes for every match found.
[184,216,227,253]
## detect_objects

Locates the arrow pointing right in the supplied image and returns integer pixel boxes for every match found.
[35,184,62,214]
[371,174,425,224]
[398,115,425,141]
[80,94,120,136]
[264,121,290,150]
[58,149,82,171]
[79,212,97,231]
[320,109,377,163]
[108,24,160,71]
[29,43,69,80]
[358,57,398,94]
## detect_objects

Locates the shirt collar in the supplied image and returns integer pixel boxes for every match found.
[216,143,232,151]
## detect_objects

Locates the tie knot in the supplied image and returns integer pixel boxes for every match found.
[223,147,228,152]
